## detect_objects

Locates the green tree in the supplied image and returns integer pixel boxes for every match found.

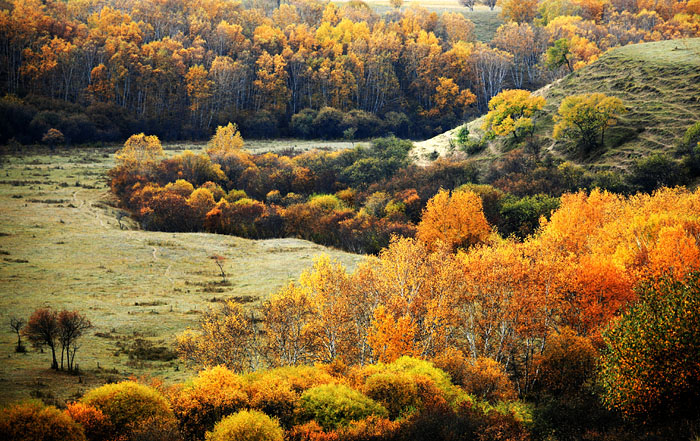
[553,93,627,155]
[546,38,573,73]
[599,272,700,427]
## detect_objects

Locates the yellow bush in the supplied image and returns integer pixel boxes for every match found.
[205,410,283,441]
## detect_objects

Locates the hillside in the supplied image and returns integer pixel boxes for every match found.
[415,38,700,170]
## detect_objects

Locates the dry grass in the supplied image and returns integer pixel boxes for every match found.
[0,145,362,406]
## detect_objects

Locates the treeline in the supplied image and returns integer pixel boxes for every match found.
[110,119,699,253]
[1,0,699,144]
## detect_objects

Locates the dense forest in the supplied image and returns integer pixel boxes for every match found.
[1,0,700,143]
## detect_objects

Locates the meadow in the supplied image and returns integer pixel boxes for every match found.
[0,143,362,405]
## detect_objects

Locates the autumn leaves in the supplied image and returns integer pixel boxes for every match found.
[178,186,700,402]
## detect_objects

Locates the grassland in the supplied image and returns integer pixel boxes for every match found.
[418,38,700,170]
[0,143,362,406]
[335,0,503,41]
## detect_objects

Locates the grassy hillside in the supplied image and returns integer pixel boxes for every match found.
[419,38,700,170]
[0,146,362,405]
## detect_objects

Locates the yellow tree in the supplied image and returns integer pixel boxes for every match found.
[416,189,491,252]
[261,282,316,366]
[115,133,164,174]
[206,122,245,156]
[482,89,546,141]
[553,92,627,154]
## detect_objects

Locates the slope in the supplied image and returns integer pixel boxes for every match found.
[415,38,700,170]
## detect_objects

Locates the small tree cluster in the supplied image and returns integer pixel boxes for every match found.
[22,308,92,371]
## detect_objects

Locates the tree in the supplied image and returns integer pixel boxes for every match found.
[210,255,227,282]
[176,299,258,372]
[23,308,59,369]
[390,0,404,9]
[57,310,92,371]
[416,188,491,252]
[546,38,574,73]
[459,0,476,11]
[483,0,499,10]
[42,128,64,150]
[500,0,539,23]
[599,272,700,428]
[9,316,25,352]
[115,133,164,174]
[553,93,627,154]
[482,89,546,142]
[206,123,245,156]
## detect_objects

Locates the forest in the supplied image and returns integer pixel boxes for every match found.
[1,0,700,143]
[1,0,700,440]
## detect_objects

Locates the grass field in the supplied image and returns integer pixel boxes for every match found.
[418,38,700,170]
[335,0,503,41]
[0,143,362,406]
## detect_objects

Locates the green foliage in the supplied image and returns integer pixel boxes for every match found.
[546,38,573,72]
[299,383,388,430]
[455,125,470,146]
[599,272,700,424]
[498,193,560,238]
[81,381,175,440]
[0,401,86,441]
[205,410,283,441]
[625,154,687,193]
[677,121,700,177]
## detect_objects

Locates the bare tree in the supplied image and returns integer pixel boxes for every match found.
[57,310,92,371]
[483,0,498,10]
[210,255,227,283]
[459,0,476,11]
[9,317,25,352]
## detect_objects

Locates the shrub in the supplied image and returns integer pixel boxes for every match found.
[299,384,388,430]
[206,410,283,441]
[626,154,687,193]
[313,107,345,139]
[534,327,597,397]
[170,366,249,440]
[461,357,517,403]
[290,109,318,138]
[81,381,175,440]
[65,402,112,441]
[0,401,86,441]
[243,373,299,429]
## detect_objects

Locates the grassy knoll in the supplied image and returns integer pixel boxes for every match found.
[419,38,700,170]
[0,145,362,406]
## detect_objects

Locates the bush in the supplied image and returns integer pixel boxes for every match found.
[290,109,318,138]
[65,402,112,441]
[313,107,346,139]
[498,194,560,239]
[206,410,283,441]
[81,381,175,440]
[626,154,687,193]
[300,384,388,430]
[0,401,86,441]
[170,366,249,440]
[461,357,517,404]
